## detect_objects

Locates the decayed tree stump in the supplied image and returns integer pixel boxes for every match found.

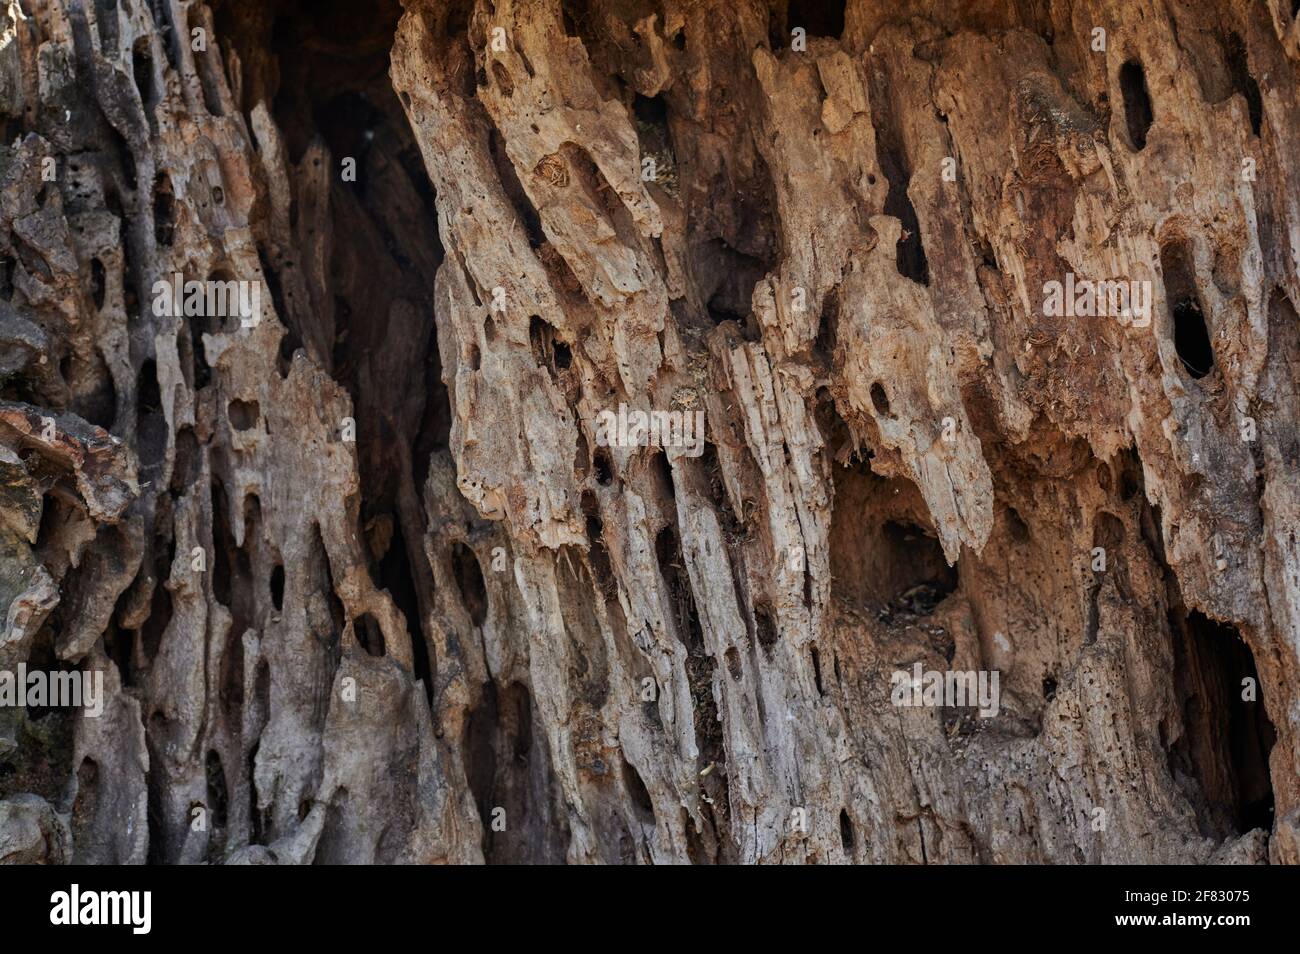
[0,0,1297,864]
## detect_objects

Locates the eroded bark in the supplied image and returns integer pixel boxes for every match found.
[0,0,1297,864]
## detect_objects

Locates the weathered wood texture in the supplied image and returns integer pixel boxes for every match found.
[0,0,1297,864]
